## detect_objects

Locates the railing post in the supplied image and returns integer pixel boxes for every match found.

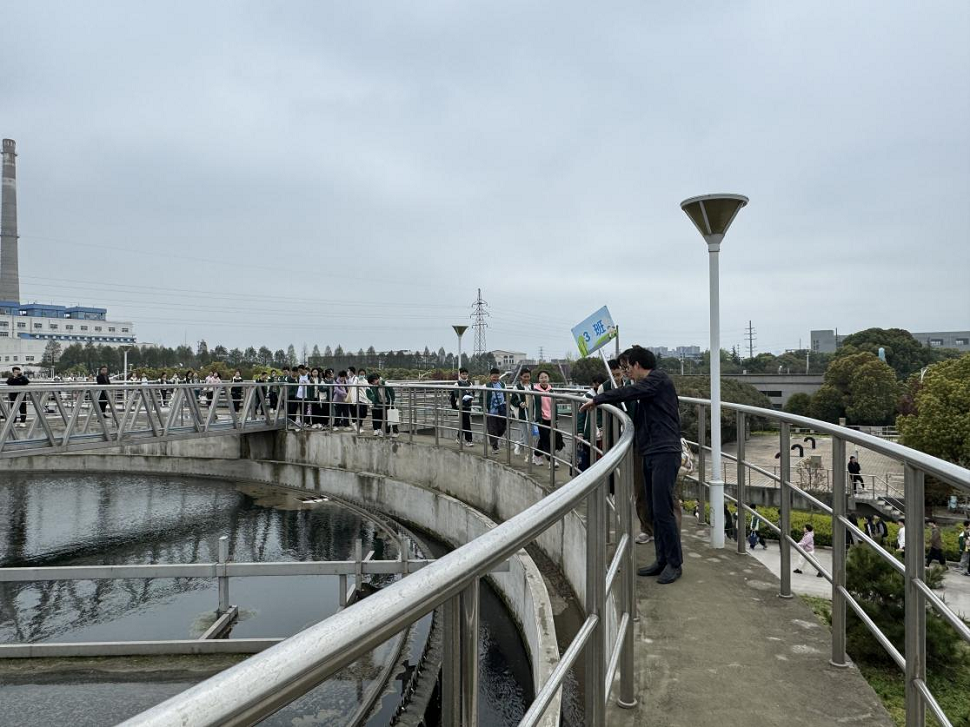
[571,399,579,476]
[696,404,706,523]
[442,594,461,726]
[506,392,512,465]
[904,464,926,727]
[434,389,440,447]
[736,411,747,555]
[619,440,637,709]
[585,473,607,726]
[409,387,415,443]
[550,400,558,488]
[460,578,480,727]
[830,436,848,667]
[217,535,230,614]
[779,422,793,599]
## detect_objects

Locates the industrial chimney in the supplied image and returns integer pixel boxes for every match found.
[0,139,19,303]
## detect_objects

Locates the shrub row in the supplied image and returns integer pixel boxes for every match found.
[683,501,965,562]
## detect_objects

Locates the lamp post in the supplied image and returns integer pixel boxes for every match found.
[452,325,468,376]
[680,193,748,549]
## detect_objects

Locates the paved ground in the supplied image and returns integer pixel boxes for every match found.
[608,521,895,727]
[741,537,970,619]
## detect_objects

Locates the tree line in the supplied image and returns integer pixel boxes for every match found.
[52,340,499,378]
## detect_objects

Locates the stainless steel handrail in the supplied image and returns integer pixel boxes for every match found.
[683,396,969,727]
[117,390,635,727]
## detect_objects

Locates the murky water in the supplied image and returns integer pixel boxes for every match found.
[0,472,533,725]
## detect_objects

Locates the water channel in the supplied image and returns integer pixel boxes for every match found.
[0,472,533,725]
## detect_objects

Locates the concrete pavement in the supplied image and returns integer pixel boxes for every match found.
[607,520,896,727]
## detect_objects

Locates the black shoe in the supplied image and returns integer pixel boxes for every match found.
[793,569,802,574]
[816,572,824,578]
[657,565,682,585]
[637,562,665,577]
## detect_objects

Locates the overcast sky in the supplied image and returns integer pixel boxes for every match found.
[3,1,968,359]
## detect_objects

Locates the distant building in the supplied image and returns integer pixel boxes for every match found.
[810,329,969,354]
[0,302,136,371]
[490,349,528,367]
[910,331,970,352]
[646,345,702,360]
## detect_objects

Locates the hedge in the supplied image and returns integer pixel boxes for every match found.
[684,501,965,562]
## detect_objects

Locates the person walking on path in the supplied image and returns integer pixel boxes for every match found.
[847,455,864,491]
[959,521,970,575]
[230,370,244,413]
[926,519,946,567]
[509,368,533,460]
[532,370,564,468]
[450,368,474,447]
[748,504,768,549]
[5,366,29,427]
[896,518,906,554]
[793,524,823,577]
[483,368,507,454]
[96,365,112,415]
[581,346,684,585]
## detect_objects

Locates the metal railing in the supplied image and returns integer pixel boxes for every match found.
[0,382,286,457]
[106,385,637,727]
[681,397,970,727]
[8,382,967,726]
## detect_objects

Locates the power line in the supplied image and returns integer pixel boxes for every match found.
[471,288,489,357]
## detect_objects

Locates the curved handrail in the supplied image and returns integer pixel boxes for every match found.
[120,395,634,726]
[679,396,969,491]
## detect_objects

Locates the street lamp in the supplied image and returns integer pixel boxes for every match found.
[452,325,468,377]
[680,193,748,549]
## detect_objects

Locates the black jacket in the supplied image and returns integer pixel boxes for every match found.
[592,369,681,457]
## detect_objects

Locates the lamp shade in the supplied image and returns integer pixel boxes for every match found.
[680,194,749,242]
[452,325,469,337]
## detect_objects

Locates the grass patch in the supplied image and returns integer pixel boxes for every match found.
[799,594,970,727]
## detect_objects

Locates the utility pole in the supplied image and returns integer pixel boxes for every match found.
[471,288,489,359]
[745,320,756,360]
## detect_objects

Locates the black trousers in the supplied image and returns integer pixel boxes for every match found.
[486,412,507,449]
[99,391,109,413]
[644,452,683,569]
[926,548,946,567]
[7,396,27,423]
[458,409,472,442]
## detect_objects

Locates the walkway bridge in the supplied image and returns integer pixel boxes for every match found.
[1,382,968,727]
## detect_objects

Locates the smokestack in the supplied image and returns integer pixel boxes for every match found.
[0,139,19,303]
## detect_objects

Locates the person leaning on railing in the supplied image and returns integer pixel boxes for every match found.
[581,345,684,585]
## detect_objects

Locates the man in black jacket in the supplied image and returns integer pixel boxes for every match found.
[96,365,112,414]
[581,346,684,584]
[5,366,30,427]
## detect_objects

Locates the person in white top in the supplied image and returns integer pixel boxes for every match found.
[896,518,906,553]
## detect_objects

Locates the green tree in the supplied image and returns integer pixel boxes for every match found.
[784,392,813,417]
[897,354,970,468]
[809,352,898,425]
[845,546,952,667]
[286,344,298,366]
[570,356,608,385]
[837,327,933,380]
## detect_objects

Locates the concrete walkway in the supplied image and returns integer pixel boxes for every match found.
[742,538,970,619]
[609,521,895,727]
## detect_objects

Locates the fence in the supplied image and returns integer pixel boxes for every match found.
[682,397,970,727]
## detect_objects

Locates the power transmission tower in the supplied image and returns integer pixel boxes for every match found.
[745,320,757,360]
[538,346,544,362]
[471,288,489,358]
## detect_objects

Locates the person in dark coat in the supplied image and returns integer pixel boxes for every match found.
[5,366,29,426]
[582,345,684,585]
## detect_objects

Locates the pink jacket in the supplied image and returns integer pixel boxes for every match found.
[797,531,815,553]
